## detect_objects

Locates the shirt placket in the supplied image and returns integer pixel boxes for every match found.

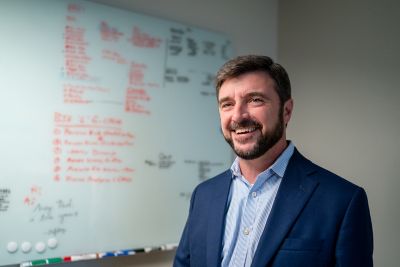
[231,185,259,266]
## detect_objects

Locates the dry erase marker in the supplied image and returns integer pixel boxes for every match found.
[99,252,115,258]
[21,257,64,266]
[70,253,98,261]
[100,249,135,258]
[145,247,159,253]
[30,259,46,266]
[161,243,178,250]
[115,249,135,256]
[46,257,63,264]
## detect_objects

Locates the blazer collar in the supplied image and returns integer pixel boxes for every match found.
[251,149,319,267]
[205,170,232,267]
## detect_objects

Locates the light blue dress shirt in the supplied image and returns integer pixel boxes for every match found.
[221,142,295,267]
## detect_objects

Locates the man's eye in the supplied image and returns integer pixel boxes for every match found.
[220,102,233,109]
[250,97,263,103]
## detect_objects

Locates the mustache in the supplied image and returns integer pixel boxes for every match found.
[229,119,261,131]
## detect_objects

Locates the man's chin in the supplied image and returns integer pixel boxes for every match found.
[232,145,261,160]
[232,143,256,153]
[224,137,264,159]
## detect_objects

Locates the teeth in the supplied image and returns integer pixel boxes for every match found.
[235,127,256,134]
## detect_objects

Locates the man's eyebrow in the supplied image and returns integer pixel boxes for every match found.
[218,92,269,104]
[218,96,231,104]
[246,92,268,98]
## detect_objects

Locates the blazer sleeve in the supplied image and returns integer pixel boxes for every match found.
[335,187,374,266]
[173,187,197,267]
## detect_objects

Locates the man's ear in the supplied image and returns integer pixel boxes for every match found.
[283,98,294,125]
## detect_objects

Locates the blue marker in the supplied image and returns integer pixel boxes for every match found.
[115,249,135,256]
[100,249,135,258]
[100,252,116,258]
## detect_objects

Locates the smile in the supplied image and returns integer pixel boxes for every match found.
[234,127,258,134]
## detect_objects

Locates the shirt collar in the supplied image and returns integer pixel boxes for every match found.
[230,141,295,179]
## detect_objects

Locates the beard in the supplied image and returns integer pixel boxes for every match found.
[223,107,284,160]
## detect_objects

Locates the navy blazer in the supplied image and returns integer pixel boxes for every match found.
[174,149,373,267]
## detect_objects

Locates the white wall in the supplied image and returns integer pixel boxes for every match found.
[278,0,400,266]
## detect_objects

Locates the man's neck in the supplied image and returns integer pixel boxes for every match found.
[238,138,288,184]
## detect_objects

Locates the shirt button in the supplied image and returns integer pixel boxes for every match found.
[243,228,250,235]
[252,191,257,198]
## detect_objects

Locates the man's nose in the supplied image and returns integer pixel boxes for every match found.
[232,102,249,122]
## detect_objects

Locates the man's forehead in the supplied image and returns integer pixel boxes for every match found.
[218,72,276,99]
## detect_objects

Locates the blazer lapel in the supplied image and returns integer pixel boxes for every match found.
[251,150,319,267]
[206,170,232,267]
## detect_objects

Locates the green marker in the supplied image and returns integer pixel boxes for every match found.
[31,259,46,266]
[47,257,63,264]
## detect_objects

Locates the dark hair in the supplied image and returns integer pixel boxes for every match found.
[215,55,291,104]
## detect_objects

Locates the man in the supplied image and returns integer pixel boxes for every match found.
[174,55,373,267]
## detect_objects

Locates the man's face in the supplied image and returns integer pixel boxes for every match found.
[218,71,292,160]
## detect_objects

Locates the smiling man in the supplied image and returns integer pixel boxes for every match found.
[174,55,373,267]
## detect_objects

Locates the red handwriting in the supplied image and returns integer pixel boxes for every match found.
[129,62,146,85]
[66,175,133,183]
[102,49,127,64]
[23,186,42,206]
[54,112,72,123]
[52,113,135,183]
[54,112,123,128]
[128,61,160,88]
[63,22,92,80]
[130,26,162,48]
[100,21,123,42]
[125,88,151,115]
[66,15,76,22]
[68,3,84,13]
[63,84,110,104]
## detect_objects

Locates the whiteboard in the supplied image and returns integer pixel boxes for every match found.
[0,0,232,265]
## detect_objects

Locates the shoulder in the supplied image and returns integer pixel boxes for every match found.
[290,149,365,198]
[287,149,371,231]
